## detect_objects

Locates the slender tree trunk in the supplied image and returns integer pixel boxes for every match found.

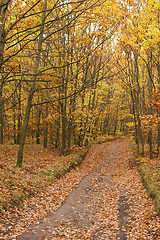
[49,123,54,146]
[13,92,17,144]
[36,107,41,144]
[0,88,3,144]
[61,23,68,155]
[61,99,67,154]
[133,52,143,157]
[156,62,160,156]
[55,88,61,149]
[157,125,160,157]
[156,12,160,156]
[113,104,119,135]
[55,116,60,149]
[148,52,153,159]
[43,105,48,149]
[16,0,47,167]
[0,0,10,144]
[17,80,21,144]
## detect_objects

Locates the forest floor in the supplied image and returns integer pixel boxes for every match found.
[0,139,160,240]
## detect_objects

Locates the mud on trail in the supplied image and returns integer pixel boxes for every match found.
[1,139,160,240]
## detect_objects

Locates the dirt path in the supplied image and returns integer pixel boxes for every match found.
[2,139,160,239]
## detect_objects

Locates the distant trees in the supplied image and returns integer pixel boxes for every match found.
[117,0,160,158]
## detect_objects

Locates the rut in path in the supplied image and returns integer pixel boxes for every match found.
[9,140,160,239]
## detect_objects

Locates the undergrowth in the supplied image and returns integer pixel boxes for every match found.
[136,157,160,216]
[0,147,87,217]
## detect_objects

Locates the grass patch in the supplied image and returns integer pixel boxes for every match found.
[136,157,160,216]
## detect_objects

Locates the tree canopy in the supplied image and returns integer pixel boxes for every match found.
[0,0,159,166]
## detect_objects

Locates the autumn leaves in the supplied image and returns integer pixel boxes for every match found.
[0,0,123,167]
[0,0,159,167]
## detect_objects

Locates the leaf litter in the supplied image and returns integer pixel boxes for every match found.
[0,139,160,240]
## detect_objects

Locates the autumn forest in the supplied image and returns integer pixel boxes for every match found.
[0,0,159,164]
[0,0,160,239]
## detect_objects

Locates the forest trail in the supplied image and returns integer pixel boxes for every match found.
[3,139,160,239]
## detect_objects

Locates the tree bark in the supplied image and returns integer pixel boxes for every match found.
[0,0,11,144]
[43,105,48,149]
[16,0,47,167]
[17,79,22,144]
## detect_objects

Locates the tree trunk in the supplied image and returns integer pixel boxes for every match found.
[0,88,3,144]
[0,0,10,144]
[43,105,48,149]
[17,80,22,144]
[16,0,47,167]
[147,52,153,159]
[13,92,17,144]
[17,97,32,167]
[36,107,41,144]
